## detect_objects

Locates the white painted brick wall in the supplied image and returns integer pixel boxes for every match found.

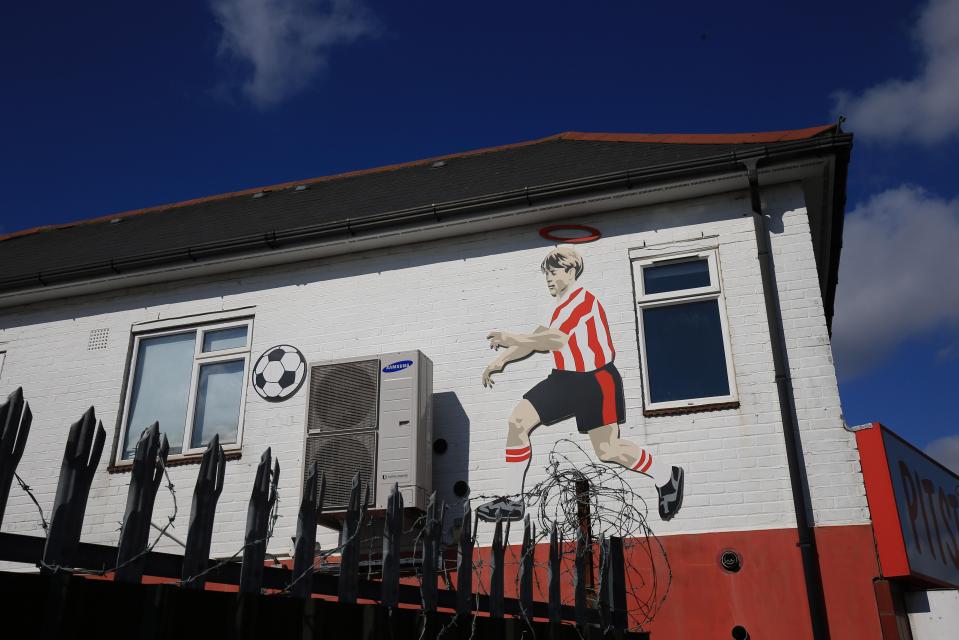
[0,181,868,568]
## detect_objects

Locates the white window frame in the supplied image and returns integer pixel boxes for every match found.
[633,248,738,411]
[115,316,253,465]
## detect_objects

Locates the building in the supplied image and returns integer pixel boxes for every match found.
[0,125,955,638]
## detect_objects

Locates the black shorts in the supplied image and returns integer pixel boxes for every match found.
[523,363,626,434]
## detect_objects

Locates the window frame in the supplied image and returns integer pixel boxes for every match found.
[633,249,738,412]
[115,316,253,465]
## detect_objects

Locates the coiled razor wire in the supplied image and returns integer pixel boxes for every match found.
[454,438,671,632]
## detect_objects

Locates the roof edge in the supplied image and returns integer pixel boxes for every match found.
[561,124,837,144]
[0,124,838,245]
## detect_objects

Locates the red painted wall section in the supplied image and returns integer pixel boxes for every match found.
[815,524,884,639]
[459,525,883,638]
[642,525,882,639]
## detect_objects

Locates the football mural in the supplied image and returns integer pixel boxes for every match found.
[252,344,307,402]
[477,246,685,523]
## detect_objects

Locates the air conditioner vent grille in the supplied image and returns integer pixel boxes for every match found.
[305,432,376,511]
[307,359,380,433]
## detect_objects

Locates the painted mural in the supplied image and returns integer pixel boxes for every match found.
[477,247,685,523]
[251,344,307,402]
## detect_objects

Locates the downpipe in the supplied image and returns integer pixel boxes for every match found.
[744,158,830,639]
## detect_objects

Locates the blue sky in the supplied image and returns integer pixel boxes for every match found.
[1,1,957,467]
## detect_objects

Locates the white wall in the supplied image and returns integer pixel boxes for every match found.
[905,589,959,640]
[0,182,868,564]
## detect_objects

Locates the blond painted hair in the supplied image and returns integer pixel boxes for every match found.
[540,246,584,279]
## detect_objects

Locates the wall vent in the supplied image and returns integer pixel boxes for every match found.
[87,328,110,351]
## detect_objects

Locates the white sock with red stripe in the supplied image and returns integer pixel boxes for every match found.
[505,445,532,496]
[631,449,670,486]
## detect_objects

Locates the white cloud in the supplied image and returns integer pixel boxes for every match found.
[832,185,959,378]
[925,435,959,474]
[833,0,959,143]
[209,0,377,109]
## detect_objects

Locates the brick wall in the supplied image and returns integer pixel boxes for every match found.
[0,181,869,565]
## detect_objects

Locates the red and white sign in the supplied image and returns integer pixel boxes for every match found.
[856,423,959,588]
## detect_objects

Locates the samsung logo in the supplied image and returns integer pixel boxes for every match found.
[383,359,413,373]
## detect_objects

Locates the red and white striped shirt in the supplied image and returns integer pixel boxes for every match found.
[545,287,615,372]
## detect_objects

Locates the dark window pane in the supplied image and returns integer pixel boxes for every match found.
[643,259,710,295]
[643,300,730,403]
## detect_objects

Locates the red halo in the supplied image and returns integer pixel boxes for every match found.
[539,224,601,244]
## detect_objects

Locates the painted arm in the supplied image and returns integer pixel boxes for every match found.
[487,327,568,352]
[482,326,569,388]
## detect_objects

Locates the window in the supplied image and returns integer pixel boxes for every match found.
[117,317,253,462]
[0,350,5,380]
[633,249,737,412]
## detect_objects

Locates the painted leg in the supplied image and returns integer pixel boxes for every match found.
[588,424,684,521]
[477,400,540,522]
[505,399,539,492]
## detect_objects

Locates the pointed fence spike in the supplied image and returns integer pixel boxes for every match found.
[381,483,403,608]
[182,438,227,589]
[455,502,473,617]
[42,410,106,572]
[420,492,438,613]
[0,388,32,529]
[116,421,169,583]
[337,473,362,604]
[547,523,561,626]
[239,448,274,594]
[519,514,534,617]
[489,514,504,619]
[291,461,318,598]
[574,525,588,627]
[270,458,280,505]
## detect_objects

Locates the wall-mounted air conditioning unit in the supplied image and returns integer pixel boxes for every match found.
[302,350,433,517]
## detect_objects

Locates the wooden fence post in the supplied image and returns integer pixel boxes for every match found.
[381,483,403,608]
[239,448,279,595]
[0,388,32,529]
[548,523,561,629]
[338,472,363,604]
[455,502,474,617]
[115,422,170,583]
[575,477,595,597]
[574,525,588,627]
[181,435,226,589]
[610,536,627,633]
[597,533,611,630]
[42,407,106,571]
[489,514,505,619]
[291,461,321,598]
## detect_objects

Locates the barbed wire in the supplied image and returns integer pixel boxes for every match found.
[13,472,48,533]
[19,461,180,578]
[178,466,282,588]
[461,437,671,632]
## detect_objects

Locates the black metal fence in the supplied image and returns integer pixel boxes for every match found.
[0,388,645,639]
